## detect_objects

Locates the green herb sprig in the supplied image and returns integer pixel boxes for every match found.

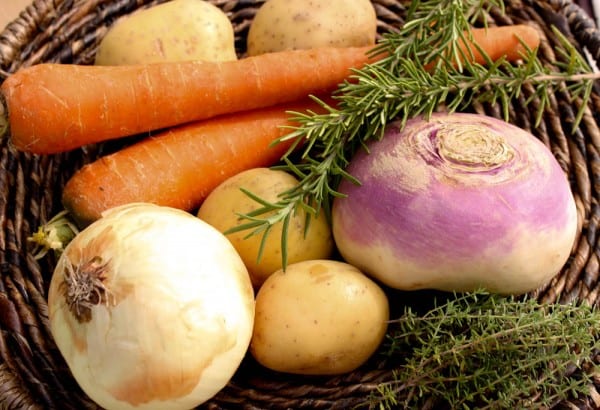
[365,291,600,409]
[226,0,600,268]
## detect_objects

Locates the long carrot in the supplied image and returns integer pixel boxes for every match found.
[61,97,328,227]
[1,46,375,155]
[1,24,539,155]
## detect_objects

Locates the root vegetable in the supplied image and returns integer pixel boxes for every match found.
[1,45,375,154]
[197,168,334,288]
[332,113,578,295]
[246,0,377,55]
[1,24,538,155]
[426,24,540,69]
[95,0,237,65]
[61,98,329,227]
[48,203,255,410]
[250,259,389,375]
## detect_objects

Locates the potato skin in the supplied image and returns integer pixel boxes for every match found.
[246,0,377,56]
[197,168,334,288]
[250,260,389,375]
[95,0,237,65]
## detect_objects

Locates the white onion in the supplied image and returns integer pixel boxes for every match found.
[48,203,255,410]
[332,113,578,295]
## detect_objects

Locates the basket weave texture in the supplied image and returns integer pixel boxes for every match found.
[2,0,600,409]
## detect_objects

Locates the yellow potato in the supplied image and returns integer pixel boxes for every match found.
[197,168,334,288]
[246,0,377,56]
[250,259,390,375]
[95,0,237,65]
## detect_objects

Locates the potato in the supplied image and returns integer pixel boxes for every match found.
[197,168,334,288]
[95,0,237,65]
[250,260,389,375]
[246,0,377,56]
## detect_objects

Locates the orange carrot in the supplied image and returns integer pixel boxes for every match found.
[420,24,540,70]
[455,24,540,66]
[61,98,328,227]
[2,25,538,156]
[1,46,375,155]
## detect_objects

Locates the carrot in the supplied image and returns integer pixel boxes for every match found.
[455,24,540,66]
[1,46,375,155]
[2,24,538,156]
[61,97,328,227]
[421,24,540,70]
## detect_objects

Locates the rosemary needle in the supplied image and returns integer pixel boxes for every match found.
[227,0,600,268]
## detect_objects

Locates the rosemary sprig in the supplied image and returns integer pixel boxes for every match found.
[362,291,600,409]
[226,0,600,268]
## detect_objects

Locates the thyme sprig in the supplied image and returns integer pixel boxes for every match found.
[363,291,600,409]
[226,0,599,268]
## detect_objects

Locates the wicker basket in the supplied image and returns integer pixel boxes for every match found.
[1,0,600,408]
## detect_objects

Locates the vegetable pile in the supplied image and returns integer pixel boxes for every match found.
[4,0,600,409]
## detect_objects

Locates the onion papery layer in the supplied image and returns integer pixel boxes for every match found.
[332,113,578,295]
[48,203,255,410]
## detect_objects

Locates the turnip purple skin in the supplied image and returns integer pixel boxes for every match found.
[332,113,578,295]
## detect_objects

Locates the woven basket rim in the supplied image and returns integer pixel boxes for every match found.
[2,0,600,409]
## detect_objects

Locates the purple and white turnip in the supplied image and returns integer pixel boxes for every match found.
[332,113,578,295]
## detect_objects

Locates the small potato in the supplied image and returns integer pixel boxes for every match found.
[197,168,334,288]
[95,0,237,65]
[246,0,377,56]
[250,260,389,375]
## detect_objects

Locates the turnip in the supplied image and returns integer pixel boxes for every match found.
[331,113,578,295]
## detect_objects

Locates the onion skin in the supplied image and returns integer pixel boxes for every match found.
[48,203,255,410]
[332,113,578,295]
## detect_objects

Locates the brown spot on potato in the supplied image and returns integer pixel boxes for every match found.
[308,263,335,284]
